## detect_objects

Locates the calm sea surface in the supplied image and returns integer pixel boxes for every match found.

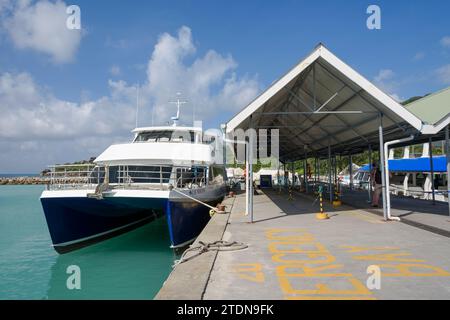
[0,185,176,299]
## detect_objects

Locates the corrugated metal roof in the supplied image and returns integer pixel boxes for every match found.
[405,86,450,125]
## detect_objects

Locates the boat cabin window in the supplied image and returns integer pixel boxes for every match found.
[117,166,172,184]
[209,166,226,184]
[134,130,195,143]
[89,166,105,184]
[90,166,172,184]
[176,166,206,187]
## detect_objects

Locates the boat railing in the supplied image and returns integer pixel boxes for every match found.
[46,164,209,191]
[46,164,97,190]
[115,165,173,190]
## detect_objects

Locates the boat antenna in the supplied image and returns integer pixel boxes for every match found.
[135,83,139,128]
[151,105,154,126]
[169,92,187,127]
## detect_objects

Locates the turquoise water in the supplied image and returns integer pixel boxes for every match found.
[0,185,176,299]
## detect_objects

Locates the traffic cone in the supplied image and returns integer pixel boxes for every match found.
[288,186,294,200]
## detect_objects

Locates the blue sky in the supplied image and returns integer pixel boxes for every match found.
[1,0,450,172]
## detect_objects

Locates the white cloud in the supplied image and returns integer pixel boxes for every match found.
[2,0,82,63]
[389,93,402,102]
[374,69,394,82]
[373,69,402,101]
[105,37,129,49]
[109,65,121,76]
[412,52,425,61]
[0,26,260,172]
[143,26,259,125]
[441,36,450,48]
[0,72,137,141]
[436,64,450,85]
[0,0,12,12]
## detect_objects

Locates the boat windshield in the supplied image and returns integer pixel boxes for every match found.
[134,130,195,143]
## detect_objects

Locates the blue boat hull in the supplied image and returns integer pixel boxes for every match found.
[41,194,223,253]
[166,198,222,247]
[40,196,166,253]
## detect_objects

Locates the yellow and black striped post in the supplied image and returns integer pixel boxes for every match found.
[316,185,329,220]
[288,186,294,200]
[332,179,342,207]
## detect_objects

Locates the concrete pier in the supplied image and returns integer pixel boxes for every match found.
[155,196,235,300]
[156,189,450,300]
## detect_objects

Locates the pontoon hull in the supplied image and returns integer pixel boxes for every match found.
[166,198,222,248]
[40,196,165,253]
[40,192,224,253]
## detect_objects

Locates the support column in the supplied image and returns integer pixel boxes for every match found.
[303,156,307,192]
[291,162,295,188]
[349,154,353,190]
[317,158,320,183]
[304,147,308,192]
[315,157,318,183]
[429,138,435,205]
[248,130,254,223]
[306,157,309,193]
[222,124,227,167]
[277,161,281,193]
[446,126,450,216]
[284,163,287,187]
[245,141,249,217]
[333,155,338,202]
[334,155,337,188]
[276,162,280,189]
[379,116,388,220]
[328,143,332,202]
[318,157,320,184]
[368,145,372,203]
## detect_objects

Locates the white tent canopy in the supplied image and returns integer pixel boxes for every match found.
[226,44,434,162]
[225,43,450,220]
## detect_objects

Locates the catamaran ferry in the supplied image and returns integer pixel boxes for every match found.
[40,102,227,253]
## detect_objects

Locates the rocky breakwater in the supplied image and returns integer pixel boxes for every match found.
[0,176,50,185]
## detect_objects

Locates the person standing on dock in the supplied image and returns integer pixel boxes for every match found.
[371,162,382,207]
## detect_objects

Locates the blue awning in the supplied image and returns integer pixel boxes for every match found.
[360,156,447,173]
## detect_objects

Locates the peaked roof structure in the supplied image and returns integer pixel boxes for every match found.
[226,44,448,162]
[405,86,450,133]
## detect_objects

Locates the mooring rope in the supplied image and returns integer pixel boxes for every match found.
[172,240,248,267]
[170,188,218,211]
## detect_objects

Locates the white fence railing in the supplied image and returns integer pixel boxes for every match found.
[46,164,208,191]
